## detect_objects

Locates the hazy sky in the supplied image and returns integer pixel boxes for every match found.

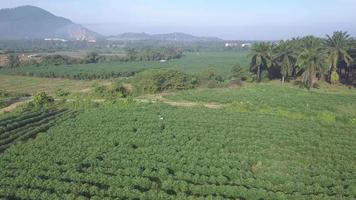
[1,0,356,40]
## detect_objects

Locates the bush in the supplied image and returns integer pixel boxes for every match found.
[92,83,124,99]
[55,89,70,97]
[42,55,81,66]
[230,65,251,81]
[229,79,244,87]
[133,69,198,94]
[330,71,340,84]
[198,69,226,88]
[33,92,54,107]
[114,83,131,98]
[85,52,105,64]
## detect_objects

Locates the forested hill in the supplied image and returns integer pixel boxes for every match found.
[0,5,100,41]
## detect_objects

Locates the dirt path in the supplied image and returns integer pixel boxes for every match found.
[136,94,224,109]
[0,101,28,113]
[1,94,223,114]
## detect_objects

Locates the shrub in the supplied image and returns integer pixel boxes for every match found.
[85,52,105,64]
[114,83,132,97]
[33,92,54,107]
[92,83,124,99]
[230,64,251,81]
[55,89,70,97]
[198,69,226,88]
[330,71,340,84]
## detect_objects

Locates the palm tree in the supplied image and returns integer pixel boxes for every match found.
[250,42,273,82]
[274,40,298,84]
[298,36,328,89]
[326,31,353,81]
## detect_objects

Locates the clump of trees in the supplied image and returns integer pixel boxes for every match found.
[42,52,105,65]
[32,92,54,107]
[132,69,198,94]
[125,47,183,62]
[7,54,20,68]
[85,52,106,64]
[198,69,225,88]
[250,31,356,88]
[42,55,82,66]
[2,47,184,69]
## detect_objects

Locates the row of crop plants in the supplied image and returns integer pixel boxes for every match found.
[0,104,355,199]
[0,109,78,152]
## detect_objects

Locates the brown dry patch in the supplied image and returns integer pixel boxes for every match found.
[137,93,224,109]
[251,161,263,174]
[80,88,91,93]
[0,101,28,113]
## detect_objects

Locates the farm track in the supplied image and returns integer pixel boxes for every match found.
[136,94,225,109]
[1,94,223,115]
[0,97,32,113]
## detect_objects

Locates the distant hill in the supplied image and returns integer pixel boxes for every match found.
[108,32,223,42]
[0,5,100,41]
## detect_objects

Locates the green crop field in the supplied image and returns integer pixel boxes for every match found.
[0,51,249,79]
[0,85,355,199]
[1,2,355,200]
[166,84,356,119]
[0,109,77,152]
[0,75,98,95]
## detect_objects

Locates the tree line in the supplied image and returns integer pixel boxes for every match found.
[125,47,183,62]
[250,31,356,89]
[0,47,184,68]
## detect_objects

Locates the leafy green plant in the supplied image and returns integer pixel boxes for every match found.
[55,89,70,97]
[32,92,54,107]
[330,70,340,84]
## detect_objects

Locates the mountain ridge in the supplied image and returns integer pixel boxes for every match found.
[0,5,100,41]
[0,5,223,42]
[107,32,223,42]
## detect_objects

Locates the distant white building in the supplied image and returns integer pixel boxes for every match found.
[44,38,67,42]
[27,54,39,58]
[225,43,239,47]
[241,43,252,48]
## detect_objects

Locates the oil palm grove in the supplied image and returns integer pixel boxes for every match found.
[250,31,356,88]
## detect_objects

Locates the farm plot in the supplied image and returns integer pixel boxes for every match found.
[0,109,77,152]
[0,103,355,199]
[0,51,248,80]
[166,84,356,114]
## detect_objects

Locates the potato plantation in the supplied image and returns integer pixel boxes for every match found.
[0,100,355,199]
[0,109,77,152]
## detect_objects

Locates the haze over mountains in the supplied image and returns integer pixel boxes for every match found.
[0,5,222,42]
[107,32,222,42]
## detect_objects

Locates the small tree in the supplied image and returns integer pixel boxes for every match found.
[250,42,273,82]
[8,54,20,68]
[126,48,138,61]
[326,31,353,83]
[297,36,327,89]
[273,40,298,84]
[85,52,101,64]
[230,65,250,81]
[33,92,54,107]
